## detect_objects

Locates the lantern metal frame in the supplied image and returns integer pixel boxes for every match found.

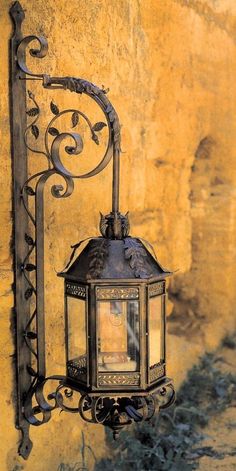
[10,1,175,460]
[61,247,170,395]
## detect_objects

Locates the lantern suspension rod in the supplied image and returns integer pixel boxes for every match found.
[112,148,120,214]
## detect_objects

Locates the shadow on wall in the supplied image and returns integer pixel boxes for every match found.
[168,135,236,341]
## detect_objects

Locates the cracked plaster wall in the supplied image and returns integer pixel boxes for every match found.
[1,0,236,470]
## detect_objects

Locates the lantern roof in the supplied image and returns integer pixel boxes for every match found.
[58,237,172,283]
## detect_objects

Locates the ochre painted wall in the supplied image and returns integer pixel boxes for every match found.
[1,0,236,470]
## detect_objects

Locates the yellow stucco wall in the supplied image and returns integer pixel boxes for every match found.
[1,0,236,470]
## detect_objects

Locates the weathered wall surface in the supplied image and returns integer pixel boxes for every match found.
[1,0,236,470]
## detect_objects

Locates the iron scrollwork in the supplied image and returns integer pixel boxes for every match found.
[78,383,175,440]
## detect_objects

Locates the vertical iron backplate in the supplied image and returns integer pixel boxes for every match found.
[10,1,33,459]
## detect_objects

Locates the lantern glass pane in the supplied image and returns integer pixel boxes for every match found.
[149,295,162,367]
[66,296,87,380]
[97,300,139,372]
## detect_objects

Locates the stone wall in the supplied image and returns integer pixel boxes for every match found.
[1,0,236,470]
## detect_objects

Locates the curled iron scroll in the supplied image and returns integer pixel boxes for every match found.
[17,35,48,77]
[35,168,74,200]
[17,34,121,182]
[24,375,65,425]
[50,130,114,180]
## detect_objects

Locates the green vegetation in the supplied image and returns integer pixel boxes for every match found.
[58,465,87,471]
[222,333,236,350]
[94,338,236,471]
[57,334,236,471]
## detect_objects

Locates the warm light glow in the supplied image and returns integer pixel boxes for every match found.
[149,296,162,367]
[97,300,139,372]
[67,297,86,362]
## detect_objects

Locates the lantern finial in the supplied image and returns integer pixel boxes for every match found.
[99,211,130,239]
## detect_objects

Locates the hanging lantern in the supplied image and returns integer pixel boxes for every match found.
[59,212,175,438]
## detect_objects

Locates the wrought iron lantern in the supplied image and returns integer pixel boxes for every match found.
[59,229,174,438]
[10,1,175,460]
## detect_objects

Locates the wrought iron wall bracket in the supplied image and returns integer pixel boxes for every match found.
[9,1,125,459]
[10,2,175,459]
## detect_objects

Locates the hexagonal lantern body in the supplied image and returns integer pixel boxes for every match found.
[58,237,172,398]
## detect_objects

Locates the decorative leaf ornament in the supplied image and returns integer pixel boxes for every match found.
[71,111,79,128]
[124,239,152,278]
[50,101,59,115]
[27,365,38,377]
[48,127,60,136]
[24,288,33,300]
[25,186,35,196]
[27,90,35,100]
[92,121,107,132]
[92,133,99,145]
[31,124,39,139]
[24,263,36,272]
[26,108,39,116]
[25,233,34,246]
[87,239,109,279]
[25,331,37,339]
